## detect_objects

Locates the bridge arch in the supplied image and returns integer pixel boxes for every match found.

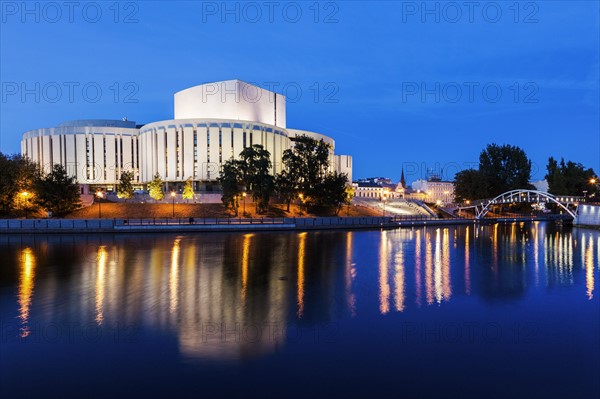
[474,189,577,219]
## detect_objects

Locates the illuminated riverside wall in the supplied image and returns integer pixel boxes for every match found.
[576,204,600,228]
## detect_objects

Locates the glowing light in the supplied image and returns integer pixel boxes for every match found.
[465,226,471,295]
[96,190,103,198]
[241,234,253,303]
[18,247,36,338]
[415,229,422,307]
[434,229,443,303]
[585,236,594,300]
[169,238,180,314]
[379,231,390,314]
[297,232,306,318]
[393,241,405,312]
[95,246,107,325]
[425,231,433,305]
[345,232,356,316]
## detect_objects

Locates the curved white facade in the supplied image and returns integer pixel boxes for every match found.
[174,80,286,128]
[138,118,289,183]
[21,80,352,189]
[21,119,140,185]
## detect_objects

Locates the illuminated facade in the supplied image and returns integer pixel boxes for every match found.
[21,80,352,189]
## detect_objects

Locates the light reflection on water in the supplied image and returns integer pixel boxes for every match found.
[3,223,599,363]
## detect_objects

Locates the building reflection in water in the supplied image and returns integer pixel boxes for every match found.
[584,235,595,300]
[379,231,390,314]
[393,234,405,312]
[345,232,356,317]
[241,234,252,304]
[5,222,598,358]
[465,226,471,295]
[415,229,422,306]
[297,232,306,318]
[95,246,107,325]
[169,239,180,315]
[18,247,36,338]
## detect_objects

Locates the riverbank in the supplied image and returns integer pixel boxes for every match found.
[63,202,381,219]
[0,215,573,234]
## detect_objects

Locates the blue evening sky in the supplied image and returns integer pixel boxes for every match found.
[1,1,598,184]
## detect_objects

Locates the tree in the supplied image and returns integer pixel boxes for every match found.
[116,171,135,201]
[238,145,274,213]
[182,177,194,202]
[148,173,164,201]
[455,144,533,201]
[545,157,598,197]
[34,164,80,216]
[0,153,40,216]
[280,135,332,209]
[218,159,243,214]
[478,144,532,197]
[275,171,298,212]
[454,169,488,202]
[316,172,350,215]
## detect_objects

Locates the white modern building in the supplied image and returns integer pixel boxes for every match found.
[21,80,352,191]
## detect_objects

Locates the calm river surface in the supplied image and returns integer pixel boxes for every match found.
[1,222,599,398]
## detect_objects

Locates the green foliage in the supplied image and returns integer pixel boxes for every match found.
[34,164,80,216]
[0,153,40,216]
[116,171,135,200]
[182,177,194,201]
[546,157,597,197]
[218,159,243,214]
[316,172,350,215]
[238,145,274,213]
[478,144,533,196]
[454,144,533,201]
[148,173,164,201]
[454,169,488,202]
[279,135,334,209]
[275,171,297,212]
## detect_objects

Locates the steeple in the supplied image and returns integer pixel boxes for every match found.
[400,167,406,189]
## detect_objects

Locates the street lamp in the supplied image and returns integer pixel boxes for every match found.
[21,191,29,218]
[382,191,388,217]
[170,191,176,218]
[298,193,304,216]
[96,190,103,218]
[242,192,247,215]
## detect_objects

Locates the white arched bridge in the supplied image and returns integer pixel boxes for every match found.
[456,190,584,219]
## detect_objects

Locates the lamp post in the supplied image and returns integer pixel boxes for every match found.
[171,191,176,218]
[298,193,304,216]
[382,191,388,217]
[21,191,29,218]
[96,190,103,218]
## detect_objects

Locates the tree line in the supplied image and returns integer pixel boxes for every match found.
[218,135,352,215]
[0,153,80,217]
[454,144,598,202]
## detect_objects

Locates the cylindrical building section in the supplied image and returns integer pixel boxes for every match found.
[21,119,140,187]
[138,119,291,185]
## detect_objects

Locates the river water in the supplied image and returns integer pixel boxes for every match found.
[1,222,598,398]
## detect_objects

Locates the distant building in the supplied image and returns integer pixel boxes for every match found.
[531,180,549,192]
[353,178,402,199]
[410,178,455,204]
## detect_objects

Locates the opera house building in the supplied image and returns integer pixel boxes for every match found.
[21,80,352,192]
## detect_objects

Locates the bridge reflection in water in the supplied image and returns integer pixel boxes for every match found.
[3,222,598,361]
